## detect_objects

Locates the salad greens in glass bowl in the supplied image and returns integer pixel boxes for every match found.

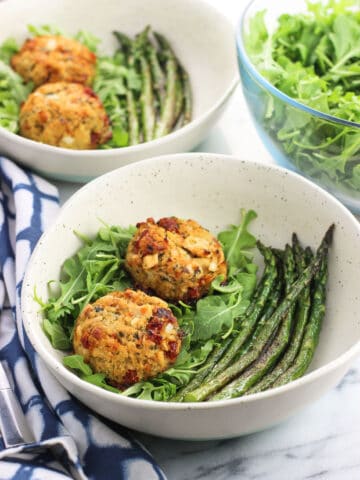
[237,0,360,212]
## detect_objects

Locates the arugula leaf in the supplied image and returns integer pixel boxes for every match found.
[186,209,258,344]
[123,379,177,401]
[63,354,120,393]
[0,38,19,64]
[218,209,258,269]
[191,296,234,342]
[43,319,71,350]
[329,15,360,65]
[27,24,64,36]
[63,354,92,375]
[93,55,130,148]
[233,271,257,300]
[246,10,283,84]
[37,224,135,349]
[174,340,214,370]
[122,340,214,401]
[211,275,242,294]
[0,59,32,133]
[74,30,101,53]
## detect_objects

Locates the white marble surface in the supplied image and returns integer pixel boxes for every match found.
[54,1,360,478]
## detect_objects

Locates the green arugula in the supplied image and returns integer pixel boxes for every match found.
[0,39,31,133]
[74,30,101,53]
[27,24,64,36]
[245,0,360,195]
[38,210,259,401]
[42,319,71,350]
[80,373,120,393]
[122,340,214,401]
[94,54,131,148]
[0,38,19,64]
[218,209,257,270]
[38,224,135,347]
[63,355,120,393]
[191,295,235,342]
[63,354,93,375]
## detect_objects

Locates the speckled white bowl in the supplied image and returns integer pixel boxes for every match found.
[22,153,360,440]
[0,0,237,182]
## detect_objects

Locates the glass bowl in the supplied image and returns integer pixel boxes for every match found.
[237,0,360,213]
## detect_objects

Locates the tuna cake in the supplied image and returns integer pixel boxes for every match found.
[125,217,227,302]
[73,289,182,389]
[19,82,112,149]
[11,35,96,87]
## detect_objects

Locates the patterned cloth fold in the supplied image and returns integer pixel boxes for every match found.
[0,158,165,480]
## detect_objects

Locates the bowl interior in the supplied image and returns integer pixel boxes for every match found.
[22,154,360,389]
[0,0,236,120]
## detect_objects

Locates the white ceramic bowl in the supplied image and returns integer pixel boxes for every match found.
[0,0,238,182]
[22,153,360,440]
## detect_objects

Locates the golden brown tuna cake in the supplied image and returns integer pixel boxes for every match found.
[11,35,96,87]
[19,82,112,149]
[73,289,182,389]
[125,217,227,302]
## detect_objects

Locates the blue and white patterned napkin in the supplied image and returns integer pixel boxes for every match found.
[0,157,166,480]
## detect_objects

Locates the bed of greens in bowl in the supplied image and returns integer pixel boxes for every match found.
[238,0,360,212]
[36,208,333,402]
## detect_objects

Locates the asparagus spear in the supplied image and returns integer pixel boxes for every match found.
[272,236,331,388]
[113,28,191,141]
[184,240,325,402]
[113,31,132,56]
[211,226,334,401]
[139,55,156,141]
[174,77,184,122]
[135,29,157,142]
[126,43,142,145]
[125,90,140,145]
[113,31,141,145]
[211,244,297,400]
[248,240,313,394]
[181,68,192,125]
[170,336,233,402]
[230,263,284,371]
[198,243,278,383]
[154,32,179,138]
[172,66,192,129]
[171,246,279,402]
[145,31,166,112]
